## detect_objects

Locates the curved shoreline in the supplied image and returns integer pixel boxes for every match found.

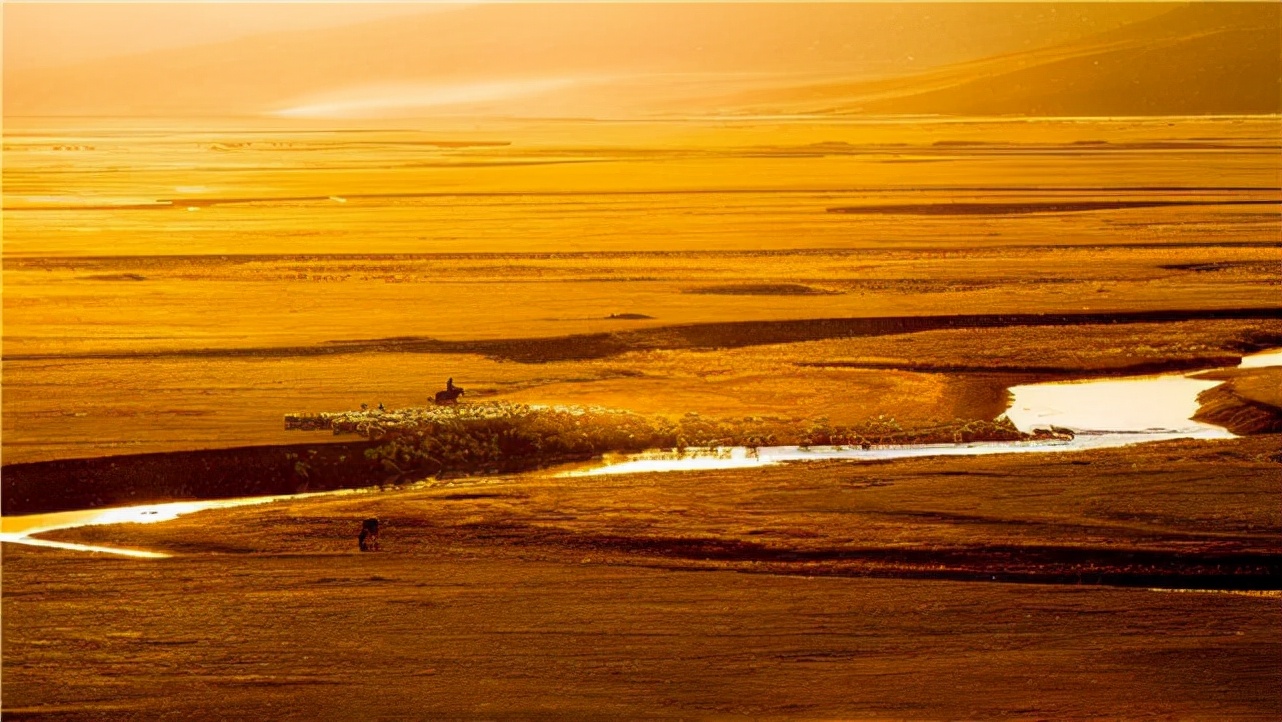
[1194,382,1282,435]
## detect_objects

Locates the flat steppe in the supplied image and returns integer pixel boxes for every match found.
[3,116,1280,719]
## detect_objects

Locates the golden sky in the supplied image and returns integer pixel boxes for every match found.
[4,3,1278,118]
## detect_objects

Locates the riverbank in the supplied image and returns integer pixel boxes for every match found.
[34,434,1282,588]
[0,440,379,515]
[0,413,1030,516]
[1193,366,1282,435]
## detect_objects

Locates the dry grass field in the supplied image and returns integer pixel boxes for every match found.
[4,112,1280,721]
[3,4,1281,716]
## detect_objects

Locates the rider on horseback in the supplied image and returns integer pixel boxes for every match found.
[434,378,465,405]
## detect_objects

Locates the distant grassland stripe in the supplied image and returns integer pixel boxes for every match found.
[6,187,1280,212]
[5,242,1282,267]
[5,307,1281,365]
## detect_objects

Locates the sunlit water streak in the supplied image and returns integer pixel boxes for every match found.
[1003,375,1228,437]
[4,349,1278,556]
[0,491,353,558]
[559,430,1229,477]
[1238,348,1282,368]
[562,348,1281,477]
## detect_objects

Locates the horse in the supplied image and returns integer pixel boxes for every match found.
[434,386,465,405]
[359,518,380,551]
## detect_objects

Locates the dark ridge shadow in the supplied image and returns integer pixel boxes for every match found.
[5,307,1280,365]
[828,199,1281,216]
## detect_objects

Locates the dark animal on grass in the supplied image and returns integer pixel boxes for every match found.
[359,518,380,552]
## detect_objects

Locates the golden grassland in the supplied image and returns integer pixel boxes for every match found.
[5,117,1280,258]
[9,544,1275,720]
[7,437,1279,718]
[3,115,1281,719]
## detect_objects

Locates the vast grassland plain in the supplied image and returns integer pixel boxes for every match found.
[5,112,1279,720]
[4,2,1282,718]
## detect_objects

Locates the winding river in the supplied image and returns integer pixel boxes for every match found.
[3,349,1277,557]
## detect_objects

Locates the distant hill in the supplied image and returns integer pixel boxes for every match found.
[732,3,1281,116]
[4,3,1275,119]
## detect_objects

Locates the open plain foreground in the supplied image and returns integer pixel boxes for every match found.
[5,437,1281,719]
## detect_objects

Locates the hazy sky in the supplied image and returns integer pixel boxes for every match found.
[4,3,464,70]
[5,0,1270,75]
[5,2,1276,118]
